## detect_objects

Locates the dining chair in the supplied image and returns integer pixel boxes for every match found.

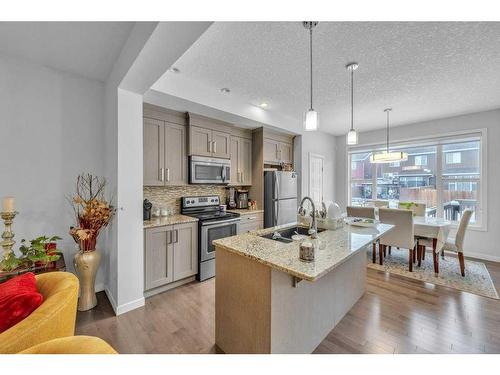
[378,208,417,271]
[398,202,426,216]
[346,206,378,263]
[417,209,472,276]
[366,199,389,208]
[346,206,376,219]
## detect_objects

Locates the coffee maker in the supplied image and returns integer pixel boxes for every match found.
[226,187,237,209]
[236,189,249,209]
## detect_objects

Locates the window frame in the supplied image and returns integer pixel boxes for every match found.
[346,129,487,231]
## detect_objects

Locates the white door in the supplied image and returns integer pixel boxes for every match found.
[309,153,324,206]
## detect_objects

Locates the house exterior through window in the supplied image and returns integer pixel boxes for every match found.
[348,132,485,229]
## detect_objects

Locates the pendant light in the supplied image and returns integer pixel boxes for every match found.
[346,62,359,145]
[303,21,319,131]
[370,108,408,163]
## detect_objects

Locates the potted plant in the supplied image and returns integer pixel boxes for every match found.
[0,236,61,272]
[69,173,115,311]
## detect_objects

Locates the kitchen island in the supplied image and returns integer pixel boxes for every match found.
[213,222,393,353]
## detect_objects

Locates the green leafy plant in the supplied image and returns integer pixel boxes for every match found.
[0,235,62,272]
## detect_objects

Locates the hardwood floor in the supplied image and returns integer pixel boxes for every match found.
[76,255,500,354]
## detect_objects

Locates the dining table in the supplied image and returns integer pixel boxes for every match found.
[413,215,451,258]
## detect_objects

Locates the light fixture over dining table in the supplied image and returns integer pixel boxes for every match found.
[370,108,408,163]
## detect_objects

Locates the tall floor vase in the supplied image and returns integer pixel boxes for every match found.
[74,249,101,311]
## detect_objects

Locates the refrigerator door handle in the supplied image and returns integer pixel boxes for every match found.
[274,172,279,225]
[274,200,279,227]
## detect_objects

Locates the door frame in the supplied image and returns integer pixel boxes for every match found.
[308,152,325,205]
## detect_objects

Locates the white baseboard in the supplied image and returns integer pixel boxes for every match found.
[104,287,145,316]
[464,251,500,263]
[95,283,105,293]
[115,296,145,316]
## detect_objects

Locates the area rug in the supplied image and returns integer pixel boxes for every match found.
[367,249,499,300]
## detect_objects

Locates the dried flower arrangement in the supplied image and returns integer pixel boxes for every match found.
[68,174,115,252]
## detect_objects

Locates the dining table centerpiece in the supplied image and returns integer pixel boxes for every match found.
[69,173,115,311]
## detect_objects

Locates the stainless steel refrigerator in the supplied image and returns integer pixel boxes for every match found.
[264,171,298,228]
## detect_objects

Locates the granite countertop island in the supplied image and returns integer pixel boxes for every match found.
[213,222,393,281]
[214,222,393,354]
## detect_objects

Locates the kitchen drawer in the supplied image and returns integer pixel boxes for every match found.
[238,212,264,233]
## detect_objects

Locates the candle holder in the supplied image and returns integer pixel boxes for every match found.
[1,211,18,260]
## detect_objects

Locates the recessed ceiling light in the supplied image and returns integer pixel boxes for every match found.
[170,67,180,73]
[259,102,268,108]
[220,88,230,94]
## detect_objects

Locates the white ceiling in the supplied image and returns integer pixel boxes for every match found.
[153,22,500,135]
[0,22,134,81]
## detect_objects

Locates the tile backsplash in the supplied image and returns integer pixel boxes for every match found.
[144,185,230,214]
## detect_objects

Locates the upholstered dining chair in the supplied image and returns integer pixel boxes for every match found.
[373,200,389,208]
[378,208,417,271]
[346,206,376,219]
[398,202,426,217]
[346,206,378,263]
[418,209,472,276]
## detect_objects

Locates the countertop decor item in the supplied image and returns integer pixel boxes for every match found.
[68,173,115,311]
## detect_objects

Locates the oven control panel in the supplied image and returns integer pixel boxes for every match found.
[182,196,220,208]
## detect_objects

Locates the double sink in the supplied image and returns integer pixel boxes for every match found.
[260,226,326,243]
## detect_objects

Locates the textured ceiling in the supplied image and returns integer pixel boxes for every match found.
[153,22,500,135]
[0,22,134,81]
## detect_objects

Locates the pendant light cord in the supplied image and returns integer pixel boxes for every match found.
[386,110,390,152]
[309,26,313,110]
[350,68,354,131]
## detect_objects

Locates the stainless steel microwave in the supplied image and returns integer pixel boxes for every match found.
[189,156,231,184]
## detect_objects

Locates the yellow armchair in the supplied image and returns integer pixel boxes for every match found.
[19,336,117,354]
[0,271,79,354]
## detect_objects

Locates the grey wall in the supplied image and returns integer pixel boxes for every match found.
[0,54,107,287]
[295,131,337,204]
[335,109,500,261]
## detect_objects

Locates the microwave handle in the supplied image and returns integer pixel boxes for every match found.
[221,165,226,182]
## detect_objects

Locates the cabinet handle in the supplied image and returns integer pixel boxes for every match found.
[208,141,212,153]
[174,229,178,243]
[167,230,172,244]
[160,168,165,182]
[166,168,170,182]
[213,141,217,154]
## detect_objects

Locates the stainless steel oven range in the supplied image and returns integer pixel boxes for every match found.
[181,195,240,281]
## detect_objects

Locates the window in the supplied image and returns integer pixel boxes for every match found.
[348,133,484,228]
[446,152,462,164]
[414,155,427,166]
[442,141,480,224]
[375,145,437,213]
[349,152,372,206]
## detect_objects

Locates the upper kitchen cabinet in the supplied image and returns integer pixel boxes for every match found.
[188,113,231,159]
[143,104,187,186]
[263,129,294,165]
[190,125,212,157]
[143,117,164,186]
[230,128,252,185]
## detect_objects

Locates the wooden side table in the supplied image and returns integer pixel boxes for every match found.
[0,252,66,282]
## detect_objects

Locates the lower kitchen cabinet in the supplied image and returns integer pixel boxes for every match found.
[238,212,264,233]
[172,222,198,280]
[144,222,198,292]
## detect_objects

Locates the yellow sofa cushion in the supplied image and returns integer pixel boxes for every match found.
[0,272,79,354]
[19,336,117,354]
